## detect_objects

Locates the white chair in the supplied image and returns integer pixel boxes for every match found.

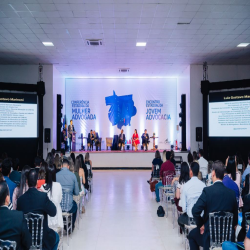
[50,226,63,250]
[24,212,44,250]
[0,240,16,250]
[184,217,197,250]
[61,189,73,246]
[209,211,234,250]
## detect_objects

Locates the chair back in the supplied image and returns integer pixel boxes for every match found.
[152,165,160,178]
[61,188,72,212]
[162,171,175,186]
[106,137,113,147]
[245,212,250,232]
[209,211,233,249]
[24,212,44,250]
[0,240,16,250]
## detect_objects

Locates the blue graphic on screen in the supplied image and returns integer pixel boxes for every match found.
[105,91,137,129]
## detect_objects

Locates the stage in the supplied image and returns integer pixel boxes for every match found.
[66,150,188,169]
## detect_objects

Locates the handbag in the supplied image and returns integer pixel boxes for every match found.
[150,180,158,192]
[157,206,165,217]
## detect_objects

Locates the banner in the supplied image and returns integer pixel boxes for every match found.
[65,78,177,149]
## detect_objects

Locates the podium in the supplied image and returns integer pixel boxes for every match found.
[72,131,76,152]
[150,136,158,151]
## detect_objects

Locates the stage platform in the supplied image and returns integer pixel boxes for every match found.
[66,150,188,169]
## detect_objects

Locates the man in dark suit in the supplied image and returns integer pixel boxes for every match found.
[68,119,75,152]
[142,129,150,151]
[0,181,31,250]
[17,170,59,250]
[118,129,126,150]
[188,161,238,250]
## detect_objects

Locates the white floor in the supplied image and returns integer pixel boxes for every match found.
[64,170,183,250]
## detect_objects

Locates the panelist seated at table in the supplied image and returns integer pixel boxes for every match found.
[118,129,126,151]
[142,129,150,151]
[93,130,100,151]
[87,130,94,151]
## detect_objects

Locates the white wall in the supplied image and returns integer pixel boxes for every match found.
[190,65,250,152]
[0,65,54,158]
[53,66,65,150]
[177,66,190,150]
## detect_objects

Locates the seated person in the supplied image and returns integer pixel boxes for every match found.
[56,158,79,230]
[189,161,238,250]
[87,130,94,151]
[0,181,32,250]
[9,158,21,184]
[2,158,17,203]
[93,130,100,151]
[118,129,125,151]
[178,162,205,231]
[155,151,175,202]
[17,170,59,250]
[141,129,150,151]
[148,150,163,182]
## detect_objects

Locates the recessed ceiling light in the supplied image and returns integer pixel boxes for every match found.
[237,43,249,47]
[42,42,54,46]
[136,42,146,47]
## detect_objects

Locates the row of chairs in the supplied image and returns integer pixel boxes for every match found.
[0,176,93,250]
[154,169,236,250]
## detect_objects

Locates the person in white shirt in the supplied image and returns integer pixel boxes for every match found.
[178,162,206,231]
[198,149,208,179]
[41,164,63,229]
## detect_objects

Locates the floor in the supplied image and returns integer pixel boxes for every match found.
[64,170,183,250]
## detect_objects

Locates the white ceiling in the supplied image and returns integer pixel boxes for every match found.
[0,0,250,77]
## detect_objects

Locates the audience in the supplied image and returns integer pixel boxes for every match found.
[162,150,167,163]
[170,150,176,166]
[70,152,76,165]
[46,152,54,166]
[12,165,31,210]
[37,161,46,189]
[17,169,59,250]
[75,155,85,193]
[155,151,175,202]
[54,154,60,170]
[9,158,21,184]
[206,161,213,186]
[40,164,63,229]
[1,158,16,202]
[85,152,93,178]
[198,149,208,180]
[178,162,205,231]
[0,181,32,250]
[148,150,163,182]
[34,156,42,174]
[192,151,198,161]
[51,148,56,159]
[172,162,190,212]
[189,161,238,250]
[56,158,79,230]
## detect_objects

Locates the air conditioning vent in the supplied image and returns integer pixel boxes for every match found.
[86,39,103,46]
[119,68,130,73]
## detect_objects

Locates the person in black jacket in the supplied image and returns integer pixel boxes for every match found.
[0,181,31,250]
[188,161,238,250]
[87,130,94,151]
[16,170,59,250]
[118,129,126,151]
[142,129,150,151]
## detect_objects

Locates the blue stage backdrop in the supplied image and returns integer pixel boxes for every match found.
[65,78,177,149]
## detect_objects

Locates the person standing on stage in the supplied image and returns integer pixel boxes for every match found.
[119,129,125,151]
[132,129,140,151]
[62,124,68,151]
[87,130,94,151]
[142,129,150,151]
[68,120,75,152]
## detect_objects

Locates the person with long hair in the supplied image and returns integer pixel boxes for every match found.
[40,164,63,228]
[85,152,93,178]
[79,154,89,190]
[171,162,190,212]
[148,150,162,182]
[54,154,60,170]
[74,156,84,193]
[162,150,167,163]
[192,151,198,161]
[37,162,46,189]
[132,129,140,151]
[46,152,54,166]
[187,152,193,166]
[70,152,76,164]
[12,165,31,210]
